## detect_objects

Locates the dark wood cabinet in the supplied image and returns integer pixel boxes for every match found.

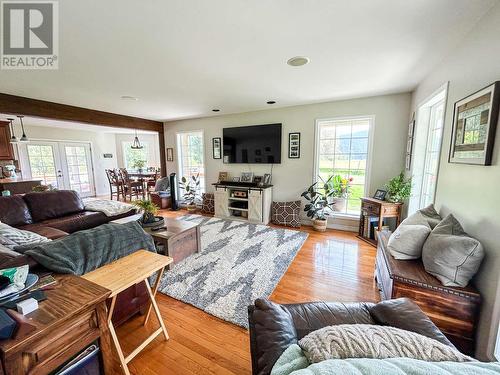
[375,231,481,355]
[0,121,14,160]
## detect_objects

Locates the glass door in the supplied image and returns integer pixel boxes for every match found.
[18,141,96,197]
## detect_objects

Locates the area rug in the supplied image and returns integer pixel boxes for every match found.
[158,215,308,328]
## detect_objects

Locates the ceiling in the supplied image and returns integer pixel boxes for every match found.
[0,0,497,121]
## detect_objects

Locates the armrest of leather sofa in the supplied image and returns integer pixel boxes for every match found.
[248,297,451,375]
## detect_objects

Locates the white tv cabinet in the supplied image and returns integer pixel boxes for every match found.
[213,182,273,225]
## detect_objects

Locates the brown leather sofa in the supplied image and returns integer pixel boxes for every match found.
[248,297,454,375]
[0,190,146,326]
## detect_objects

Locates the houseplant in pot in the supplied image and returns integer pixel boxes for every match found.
[132,159,147,173]
[179,173,200,212]
[301,177,334,231]
[326,175,353,212]
[133,199,164,227]
[385,172,412,203]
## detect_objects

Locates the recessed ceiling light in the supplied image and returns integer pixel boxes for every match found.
[266,100,276,105]
[287,56,310,67]
[120,95,138,101]
[212,109,220,112]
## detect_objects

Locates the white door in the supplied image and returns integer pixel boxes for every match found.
[18,141,96,197]
[248,190,263,223]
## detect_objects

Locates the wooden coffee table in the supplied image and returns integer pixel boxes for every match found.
[144,218,201,267]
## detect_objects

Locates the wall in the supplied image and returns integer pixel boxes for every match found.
[164,92,411,229]
[115,133,160,168]
[410,2,500,360]
[16,124,118,196]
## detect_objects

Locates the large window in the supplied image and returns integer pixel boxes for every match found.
[122,142,150,169]
[315,116,372,215]
[176,131,205,196]
[408,85,447,214]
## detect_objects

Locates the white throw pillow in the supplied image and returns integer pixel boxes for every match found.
[388,224,431,260]
[0,223,51,247]
[422,214,484,287]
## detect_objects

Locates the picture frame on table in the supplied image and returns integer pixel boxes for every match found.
[240,172,253,183]
[213,137,222,159]
[263,173,272,186]
[288,132,301,158]
[253,175,263,185]
[166,148,174,162]
[373,189,387,201]
[449,81,500,165]
[232,177,240,182]
[218,172,228,182]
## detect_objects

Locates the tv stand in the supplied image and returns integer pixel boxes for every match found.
[213,183,273,225]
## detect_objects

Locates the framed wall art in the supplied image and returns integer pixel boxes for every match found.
[166,148,174,162]
[288,132,301,158]
[449,81,500,165]
[213,137,222,159]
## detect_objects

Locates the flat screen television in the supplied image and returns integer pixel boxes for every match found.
[223,123,282,164]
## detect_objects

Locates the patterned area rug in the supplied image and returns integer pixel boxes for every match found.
[158,215,308,328]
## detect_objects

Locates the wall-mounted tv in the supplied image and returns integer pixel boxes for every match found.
[223,123,282,164]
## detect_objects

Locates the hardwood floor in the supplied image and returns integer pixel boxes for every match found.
[116,209,380,375]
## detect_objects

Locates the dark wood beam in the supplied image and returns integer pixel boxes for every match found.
[0,93,163,132]
[159,130,167,177]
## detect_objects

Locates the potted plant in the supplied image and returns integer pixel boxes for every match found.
[301,177,334,231]
[385,172,412,203]
[133,199,163,227]
[132,159,147,173]
[179,173,200,212]
[326,175,353,212]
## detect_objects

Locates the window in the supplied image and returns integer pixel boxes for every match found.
[176,131,205,196]
[26,144,58,187]
[122,142,149,169]
[408,85,447,214]
[315,116,373,215]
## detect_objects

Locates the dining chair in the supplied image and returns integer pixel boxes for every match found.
[105,169,124,201]
[146,168,160,196]
[119,168,145,201]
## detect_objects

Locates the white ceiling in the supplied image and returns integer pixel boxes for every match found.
[0,0,497,121]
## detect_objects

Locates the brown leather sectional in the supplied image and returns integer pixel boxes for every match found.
[248,297,454,375]
[0,190,147,326]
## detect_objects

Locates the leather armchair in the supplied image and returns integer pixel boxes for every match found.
[248,297,453,375]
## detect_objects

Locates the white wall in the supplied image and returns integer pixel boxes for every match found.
[115,133,160,168]
[410,2,500,360]
[17,124,118,196]
[164,93,411,228]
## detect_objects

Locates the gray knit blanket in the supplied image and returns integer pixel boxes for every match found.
[15,222,155,275]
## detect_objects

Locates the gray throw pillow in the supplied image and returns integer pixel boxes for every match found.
[403,204,442,228]
[422,214,484,287]
[388,224,431,260]
[0,223,51,247]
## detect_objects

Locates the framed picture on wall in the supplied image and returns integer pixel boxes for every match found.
[288,132,301,158]
[449,81,500,165]
[213,137,222,159]
[166,148,174,162]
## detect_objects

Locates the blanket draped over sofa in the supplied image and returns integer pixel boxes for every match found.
[15,221,155,275]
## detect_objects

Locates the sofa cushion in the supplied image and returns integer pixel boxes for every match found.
[0,195,33,226]
[422,214,484,287]
[387,224,431,260]
[18,224,69,240]
[271,201,301,228]
[23,190,85,222]
[0,223,51,247]
[403,204,442,228]
[39,211,108,234]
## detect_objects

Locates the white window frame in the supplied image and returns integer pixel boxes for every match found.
[121,140,151,169]
[408,83,448,215]
[175,130,206,199]
[313,115,375,218]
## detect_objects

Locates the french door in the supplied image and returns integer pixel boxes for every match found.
[18,141,96,197]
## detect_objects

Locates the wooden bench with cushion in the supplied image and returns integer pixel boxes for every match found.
[375,230,481,355]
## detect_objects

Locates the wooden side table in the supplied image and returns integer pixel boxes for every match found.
[357,197,402,246]
[83,250,173,375]
[0,275,112,375]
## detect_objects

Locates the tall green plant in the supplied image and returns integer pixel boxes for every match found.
[385,172,412,203]
[179,173,200,205]
[133,199,159,223]
[301,176,335,220]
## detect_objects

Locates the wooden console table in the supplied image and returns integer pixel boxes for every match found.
[83,250,173,375]
[0,275,112,375]
[357,197,402,246]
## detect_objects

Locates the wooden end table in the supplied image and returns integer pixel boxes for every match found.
[83,250,173,375]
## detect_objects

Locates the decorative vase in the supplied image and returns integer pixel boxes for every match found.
[331,197,347,212]
[313,218,327,232]
[140,215,165,228]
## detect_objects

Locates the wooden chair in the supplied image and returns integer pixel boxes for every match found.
[146,169,160,196]
[105,169,124,201]
[119,168,145,201]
